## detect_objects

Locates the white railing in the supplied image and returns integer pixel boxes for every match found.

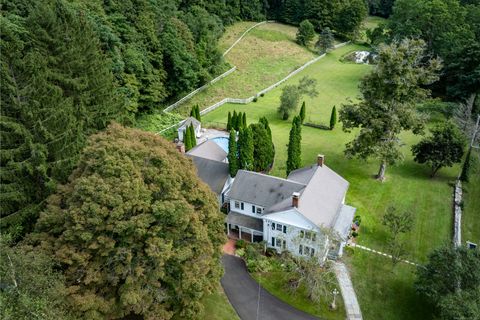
[223,21,268,56]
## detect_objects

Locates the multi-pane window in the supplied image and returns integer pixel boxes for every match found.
[271,223,276,230]
[240,202,244,210]
[276,224,282,231]
[299,245,315,257]
[300,230,316,241]
[252,205,256,213]
[256,207,262,214]
[234,201,240,209]
[283,225,287,234]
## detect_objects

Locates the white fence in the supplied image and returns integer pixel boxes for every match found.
[163,66,236,112]
[159,41,350,135]
[223,21,269,56]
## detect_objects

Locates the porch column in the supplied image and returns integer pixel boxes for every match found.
[227,223,230,236]
[251,230,254,242]
[239,227,242,240]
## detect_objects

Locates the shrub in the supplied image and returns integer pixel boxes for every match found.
[236,248,245,257]
[236,239,246,249]
[344,246,355,256]
[352,231,359,238]
[260,93,265,97]
[266,247,277,257]
[354,215,362,226]
[253,97,258,102]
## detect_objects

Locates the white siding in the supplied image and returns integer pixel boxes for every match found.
[229,199,264,217]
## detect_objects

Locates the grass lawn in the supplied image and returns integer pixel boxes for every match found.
[175,22,316,115]
[252,271,346,320]
[202,43,459,319]
[199,286,239,320]
[462,149,480,246]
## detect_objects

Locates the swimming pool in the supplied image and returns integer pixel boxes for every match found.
[211,137,229,153]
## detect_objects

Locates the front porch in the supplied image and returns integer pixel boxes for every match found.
[226,211,263,243]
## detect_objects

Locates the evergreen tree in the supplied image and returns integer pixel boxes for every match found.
[259,116,272,139]
[330,106,337,130]
[300,101,306,123]
[286,116,302,175]
[184,125,192,151]
[296,19,315,46]
[460,147,472,182]
[0,0,127,237]
[232,110,238,130]
[189,124,197,148]
[250,123,275,172]
[242,112,247,128]
[316,27,334,53]
[28,124,225,319]
[227,111,232,131]
[196,105,202,122]
[238,127,254,170]
[228,130,239,177]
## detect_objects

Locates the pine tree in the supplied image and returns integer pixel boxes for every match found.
[300,101,306,123]
[316,27,334,53]
[259,116,272,139]
[184,126,192,151]
[195,105,201,122]
[286,116,302,175]
[189,125,197,148]
[250,123,274,172]
[232,110,238,130]
[330,106,337,130]
[238,127,254,170]
[227,111,232,131]
[242,112,247,128]
[460,147,472,182]
[259,117,275,167]
[228,130,239,177]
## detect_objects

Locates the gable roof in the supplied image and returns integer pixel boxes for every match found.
[228,170,306,209]
[179,117,201,130]
[292,164,349,227]
[188,155,229,194]
[187,140,227,162]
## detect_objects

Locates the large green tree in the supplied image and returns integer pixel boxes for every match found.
[412,121,465,177]
[316,27,334,53]
[278,77,318,120]
[28,124,225,319]
[340,39,442,181]
[250,123,275,172]
[228,130,239,177]
[296,19,315,46]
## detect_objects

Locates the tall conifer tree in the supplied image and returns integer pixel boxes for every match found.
[228,130,239,177]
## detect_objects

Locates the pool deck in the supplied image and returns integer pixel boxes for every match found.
[198,128,229,145]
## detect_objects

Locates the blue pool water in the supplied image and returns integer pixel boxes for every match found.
[211,137,229,153]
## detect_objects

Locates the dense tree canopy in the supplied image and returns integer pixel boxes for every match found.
[416,246,480,320]
[28,124,226,319]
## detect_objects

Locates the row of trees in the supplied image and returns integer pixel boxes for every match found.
[190,105,201,122]
[184,125,198,151]
[228,116,274,176]
[1,124,226,319]
[296,20,335,53]
[267,0,368,38]
[227,111,247,131]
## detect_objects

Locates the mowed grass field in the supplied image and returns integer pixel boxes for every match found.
[175,22,317,115]
[202,43,459,320]
[199,286,239,320]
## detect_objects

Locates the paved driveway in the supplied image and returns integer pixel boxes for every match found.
[221,255,319,320]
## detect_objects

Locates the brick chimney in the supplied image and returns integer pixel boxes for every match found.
[317,154,325,167]
[176,143,185,153]
[292,192,300,208]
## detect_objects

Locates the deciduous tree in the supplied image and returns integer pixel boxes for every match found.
[340,39,442,181]
[28,124,225,319]
[412,121,465,177]
[278,77,318,120]
[296,19,315,46]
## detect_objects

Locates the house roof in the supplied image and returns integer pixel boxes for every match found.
[226,211,263,231]
[333,204,356,240]
[187,140,227,162]
[294,164,349,228]
[179,117,201,130]
[188,155,229,195]
[228,170,306,209]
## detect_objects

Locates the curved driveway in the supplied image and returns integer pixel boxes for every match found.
[221,254,319,320]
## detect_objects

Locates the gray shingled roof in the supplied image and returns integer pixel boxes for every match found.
[187,140,227,162]
[333,204,356,240]
[188,155,229,194]
[294,165,349,227]
[228,170,306,209]
[226,212,263,231]
[179,117,201,130]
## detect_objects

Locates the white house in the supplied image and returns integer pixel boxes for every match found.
[178,117,201,142]
[225,155,356,261]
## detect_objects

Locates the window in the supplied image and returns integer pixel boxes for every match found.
[312,233,316,242]
[282,240,286,249]
[299,245,303,255]
[276,224,282,231]
[234,201,240,209]
[311,248,315,257]
[271,223,276,230]
[300,230,305,238]
[305,246,310,256]
[252,205,256,213]
[305,232,312,240]
[283,225,287,234]
[275,238,282,248]
[256,207,262,214]
[272,237,275,246]
[240,202,244,210]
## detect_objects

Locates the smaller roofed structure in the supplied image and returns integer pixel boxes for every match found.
[178,117,201,142]
[187,140,227,162]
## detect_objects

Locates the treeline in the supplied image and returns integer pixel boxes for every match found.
[370,0,479,102]
[0,0,267,238]
[267,0,368,37]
